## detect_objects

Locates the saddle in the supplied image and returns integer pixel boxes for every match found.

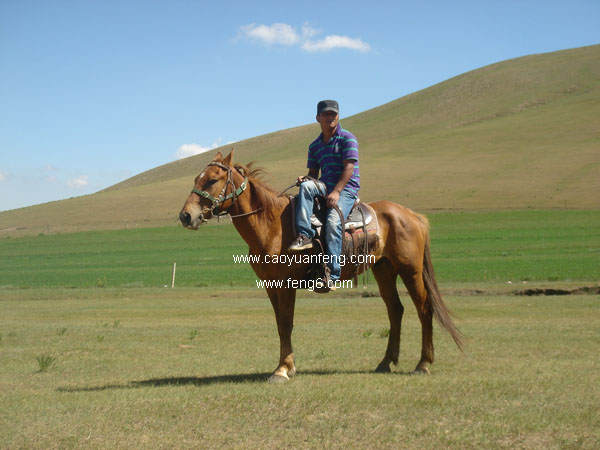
[310,200,374,230]
[291,195,379,288]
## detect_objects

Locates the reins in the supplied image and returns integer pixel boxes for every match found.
[277,182,300,198]
[277,176,318,197]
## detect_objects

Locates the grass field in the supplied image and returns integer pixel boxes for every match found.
[1,288,599,449]
[1,209,599,447]
[1,210,599,289]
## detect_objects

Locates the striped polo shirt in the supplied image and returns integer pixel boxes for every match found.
[307,123,360,195]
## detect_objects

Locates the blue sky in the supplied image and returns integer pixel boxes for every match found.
[1,0,598,212]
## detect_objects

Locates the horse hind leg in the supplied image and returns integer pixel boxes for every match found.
[400,270,434,375]
[372,258,404,373]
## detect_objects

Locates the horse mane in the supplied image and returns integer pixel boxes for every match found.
[234,162,289,218]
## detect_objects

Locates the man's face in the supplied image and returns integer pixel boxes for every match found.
[317,110,339,132]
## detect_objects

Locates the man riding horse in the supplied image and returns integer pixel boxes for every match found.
[288,100,360,291]
[179,103,463,382]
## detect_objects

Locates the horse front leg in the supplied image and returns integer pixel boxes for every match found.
[266,286,297,383]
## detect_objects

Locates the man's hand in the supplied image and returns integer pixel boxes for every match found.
[326,190,340,208]
[297,168,319,186]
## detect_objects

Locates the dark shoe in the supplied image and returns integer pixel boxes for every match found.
[314,281,337,294]
[314,267,333,294]
[288,235,313,252]
[314,280,331,294]
[314,273,338,294]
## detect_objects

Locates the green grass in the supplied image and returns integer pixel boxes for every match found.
[1,210,598,289]
[35,354,56,372]
[0,222,251,289]
[428,210,600,282]
[0,288,598,448]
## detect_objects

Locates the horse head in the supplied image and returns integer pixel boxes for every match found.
[179,150,245,229]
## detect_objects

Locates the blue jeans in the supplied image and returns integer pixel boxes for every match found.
[295,180,357,281]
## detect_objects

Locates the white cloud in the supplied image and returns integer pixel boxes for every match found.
[67,175,89,189]
[0,172,5,182]
[240,23,300,46]
[238,22,371,53]
[176,140,222,160]
[303,35,371,53]
[301,23,319,40]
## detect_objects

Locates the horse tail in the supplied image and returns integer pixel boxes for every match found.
[421,226,464,351]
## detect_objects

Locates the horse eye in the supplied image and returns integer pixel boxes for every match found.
[205,179,217,186]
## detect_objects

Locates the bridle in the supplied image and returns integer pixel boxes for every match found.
[190,161,249,216]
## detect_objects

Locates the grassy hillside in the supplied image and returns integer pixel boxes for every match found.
[1,45,599,235]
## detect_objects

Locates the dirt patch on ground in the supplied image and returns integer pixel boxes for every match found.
[515,286,600,296]
[0,227,26,233]
[348,285,600,298]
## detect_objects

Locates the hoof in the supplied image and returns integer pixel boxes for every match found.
[268,374,289,384]
[287,367,296,377]
[410,367,430,375]
[374,363,391,373]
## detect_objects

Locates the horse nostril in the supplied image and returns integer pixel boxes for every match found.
[179,211,191,225]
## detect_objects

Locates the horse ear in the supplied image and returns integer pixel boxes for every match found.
[235,164,246,176]
[213,151,223,162]
[223,149,234,166]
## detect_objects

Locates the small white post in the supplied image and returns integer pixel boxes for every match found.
[171,262,177,288]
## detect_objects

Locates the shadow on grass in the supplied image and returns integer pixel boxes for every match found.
[57,369,411,392]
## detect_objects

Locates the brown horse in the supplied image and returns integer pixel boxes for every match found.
[179,150,462,383]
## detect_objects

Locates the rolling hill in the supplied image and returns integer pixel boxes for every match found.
[1,44,599,236]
